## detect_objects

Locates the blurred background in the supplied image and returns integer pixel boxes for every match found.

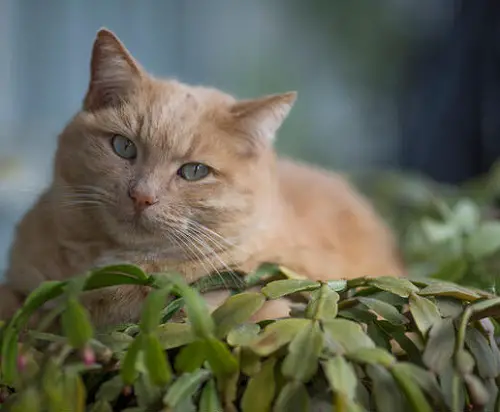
[1,0,500,276]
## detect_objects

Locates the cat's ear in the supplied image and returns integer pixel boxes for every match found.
[83,28,144,111]
[230,92,297,142]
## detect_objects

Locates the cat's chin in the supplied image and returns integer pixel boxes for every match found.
[106,226,181,257]
[108,209,169,235]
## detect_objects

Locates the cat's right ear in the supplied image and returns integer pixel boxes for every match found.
[83,28,144,111]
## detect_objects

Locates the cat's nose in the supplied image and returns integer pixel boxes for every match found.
[128,187,158,212]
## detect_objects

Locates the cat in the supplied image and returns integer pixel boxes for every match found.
[0,29,405,328]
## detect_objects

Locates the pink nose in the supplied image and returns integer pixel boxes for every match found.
[128,187,158,212]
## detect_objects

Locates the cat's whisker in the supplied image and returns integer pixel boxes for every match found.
[168,225,224,280]
[58,200,105,207]
[185,226,245,289]
[186,222,248,283]
[181,226,243,290]
[153,213,243,289]
[184,218,242,252]
[57,192,117,208]
[54,184,117,206]
[170,229,215,280]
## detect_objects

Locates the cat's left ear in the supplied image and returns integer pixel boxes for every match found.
[83,28,145,111]
[230,92,297,142]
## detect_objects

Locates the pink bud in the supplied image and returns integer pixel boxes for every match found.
[16,355,27,371]
[82,346,95,365]
[122,385,132,397]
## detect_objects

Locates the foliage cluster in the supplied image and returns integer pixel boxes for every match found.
[3,165,500,411]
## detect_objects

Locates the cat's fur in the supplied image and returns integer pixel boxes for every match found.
[0,29,405,327]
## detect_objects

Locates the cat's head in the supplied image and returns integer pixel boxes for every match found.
[54,29,296,255]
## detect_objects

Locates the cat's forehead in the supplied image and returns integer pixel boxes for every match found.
[124,80,236,154]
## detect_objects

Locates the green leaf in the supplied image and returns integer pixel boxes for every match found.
[366,276,419,297]
[95,375,124,402]
[338,307,378,323]
[466,222,500,259]
[61,297,93,348]
[156,323,194,349]
[322,318,376,352]
[85,264,149,290]
[326,279,348,291]
[1,325,20,385]
[1,280,66,385]
[422,318,456,374]
[89,401,113,412]
[160,297,185,323]
[322,356,357,400]
[171,279,215,339]
[261,279,320,299]
[421,217,457,243]
[172,398,196,412]
[139,287,171,334]
[282,320,323,382]
[464,374,490,407]
[61,371,86,412]
[357,297,409,325]
[199,379,222,412]
[484,378,499,412]
[175,340,207,373]
[366,364,407,412]
[64,275,89,296]
[227,323,261,346]
[239,347,261,376]
[366,321,392,352]
[143,333,172,386]
[305,283,339,320]
[455,349,475,376]
[41,358,64,411]
[430,258,468,283]
[163,369,211,408]
[419,282,481,301]
[192,270,246,294]
[347,347,396,367]
[212,292,266,338]
[465,327,499,378]
[435,297,464,318]
[273,381,310,412]
[241,358,276,412]
[21,280,66,315]
[395,333,423,365]
[439,363,465,412]
[333,395,365,412]
[279,265,309,280]
[468,296,500,319]
[134,373,162,408]
[221,355,240,409]
[409,293,442,336]
[451,199,481,234]
[245,263,282,286]
[391,363,433,412]
[364,290,407,307]
[10,387,42,412]
[393,362,444,405]
[204,337,239,378]
[95,331,134,353]
[121,334,144,385]
[246,318,310,356]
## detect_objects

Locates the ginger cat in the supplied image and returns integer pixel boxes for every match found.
[0,29,404,328]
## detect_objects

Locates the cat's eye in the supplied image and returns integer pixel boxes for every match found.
[177,163,211,181]
[111,135,137,160]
